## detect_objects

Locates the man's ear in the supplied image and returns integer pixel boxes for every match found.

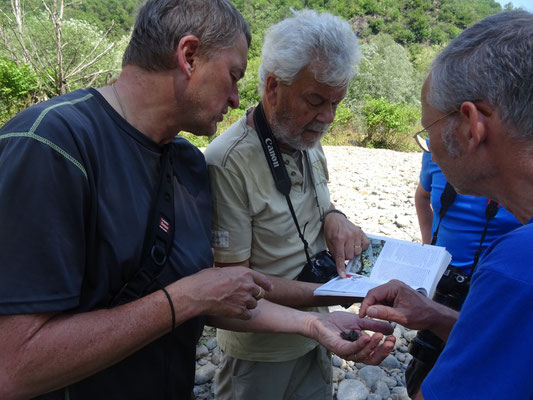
[175,35,201,79]
[264,74,280,106]
[459,101,488,153]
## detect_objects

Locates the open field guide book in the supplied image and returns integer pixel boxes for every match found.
[314,234,451,298]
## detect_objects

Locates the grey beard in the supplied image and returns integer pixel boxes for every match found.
[270,119,329,151]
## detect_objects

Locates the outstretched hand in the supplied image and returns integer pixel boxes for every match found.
[359,280,458,340]
[323,212,370,278]
[307,311,395,365]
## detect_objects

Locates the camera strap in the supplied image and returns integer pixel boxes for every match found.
[110,145,175,306]
[471,199,499,273]
[253,102,314,266]
[431,182,457,245]
[431,181,499,275]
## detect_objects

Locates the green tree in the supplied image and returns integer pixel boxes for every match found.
[348,34,420,109]
[0,0,122,97]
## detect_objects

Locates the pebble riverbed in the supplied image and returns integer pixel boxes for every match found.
[194,146,424,400]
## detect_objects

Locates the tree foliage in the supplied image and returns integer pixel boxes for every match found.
[349,33,419,109]
[362,96,420,150]
[0,56,39,124]
[1,0,515,150]
[0,0,124,97]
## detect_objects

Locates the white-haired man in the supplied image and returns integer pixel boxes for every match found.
[204,10,391,400]
[0,2,395,399]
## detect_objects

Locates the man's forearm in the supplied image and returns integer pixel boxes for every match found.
[427,301,459,341]
[208,299,308,334]
[263,275,362,308]
[0,282,201,400]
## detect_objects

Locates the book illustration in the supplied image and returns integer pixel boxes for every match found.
[347,238,386,277]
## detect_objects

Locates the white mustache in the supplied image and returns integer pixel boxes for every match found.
[304,122,329,133]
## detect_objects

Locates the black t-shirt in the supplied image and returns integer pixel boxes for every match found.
[0,89,213,399]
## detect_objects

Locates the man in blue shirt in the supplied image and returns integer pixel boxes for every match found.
[407,153,520,395]
[360,10,533,400]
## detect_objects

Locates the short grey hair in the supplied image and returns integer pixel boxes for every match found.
[428,10,533,139]
[258,9,361,96]
[123,0,251,71]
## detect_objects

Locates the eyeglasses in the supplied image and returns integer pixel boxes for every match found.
[413,110,458,153]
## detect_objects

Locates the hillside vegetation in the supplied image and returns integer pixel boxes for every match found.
[0,0,519,150]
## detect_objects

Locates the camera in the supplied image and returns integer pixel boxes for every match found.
[296,250,338,283]
[409,265,470,358]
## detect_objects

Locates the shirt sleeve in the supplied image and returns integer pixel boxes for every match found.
[419,151,433,192]
[421,228,533,399]
[0,125,88,314]
[208,163,252,263]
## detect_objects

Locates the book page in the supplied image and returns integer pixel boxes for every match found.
[370,238,443,291]
[313,275,382,297]
[316,234,451,297]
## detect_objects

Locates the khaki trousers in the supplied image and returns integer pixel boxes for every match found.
[215,346,332,400]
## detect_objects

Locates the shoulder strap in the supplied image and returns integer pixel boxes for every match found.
[431,182,457,245]
[471,199,499,272]
[110,146,175,306]
[253,102,313,266]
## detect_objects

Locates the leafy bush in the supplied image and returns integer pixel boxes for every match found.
[236,56,261,111]
[0,58,39,125]
[361,97,420,151]
[322,102,359,146]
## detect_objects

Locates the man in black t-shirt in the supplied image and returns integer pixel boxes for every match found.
[0,1,395,399]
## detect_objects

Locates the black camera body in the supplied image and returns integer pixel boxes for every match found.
[432,265,470,310]
[296,250,338,284]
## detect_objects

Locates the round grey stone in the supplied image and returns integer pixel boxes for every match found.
[332,354,344,367]
[374,380,391,398]
[194,363,217,385]
[380,355,401,370]
[403,329,418,342]
[205,337,218,350]
[337,379,370,400]
[196,344,209,358]
[358,365,385,388]
[332,366,346,382]
[345,371,357,380]
[381,376,398,388]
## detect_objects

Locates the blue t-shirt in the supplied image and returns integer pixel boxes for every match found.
[422,219,533,399]
[0,89,213,399]
[420,152,520,273]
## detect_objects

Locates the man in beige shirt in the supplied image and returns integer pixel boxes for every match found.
[205,10,385,400]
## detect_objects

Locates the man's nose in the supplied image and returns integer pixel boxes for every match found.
[228,85,239,109]
[316,104,335,124]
